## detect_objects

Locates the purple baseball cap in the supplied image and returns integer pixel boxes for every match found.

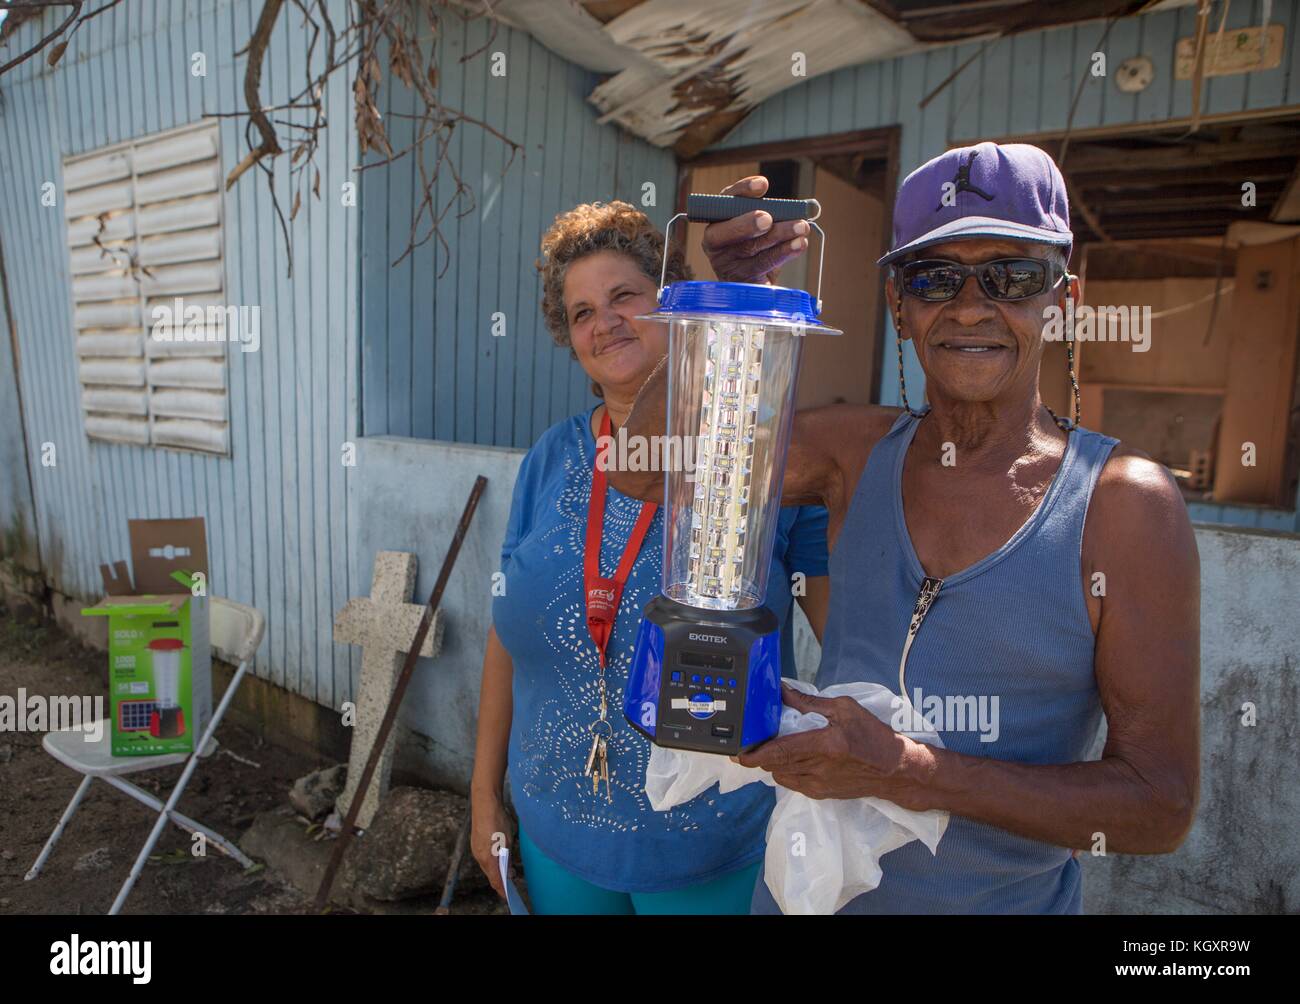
[877,142,1072,267]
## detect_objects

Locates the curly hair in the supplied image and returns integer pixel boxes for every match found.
[537,200,691,350]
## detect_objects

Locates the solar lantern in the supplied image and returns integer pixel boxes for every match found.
[624,194,839,754]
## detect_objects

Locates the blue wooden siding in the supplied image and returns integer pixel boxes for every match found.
[708,0,1300,530]
[358,18,678,448]
[0,0,362,703]
[719,1,1300,152]
[0,247,37,567]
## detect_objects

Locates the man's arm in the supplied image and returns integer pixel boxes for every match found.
[924,451,1200,851]
[741,448,1201,855]
[797,576,830,643]
[609,357,891,546]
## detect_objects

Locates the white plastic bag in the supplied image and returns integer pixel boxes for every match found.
[645,678,949,915]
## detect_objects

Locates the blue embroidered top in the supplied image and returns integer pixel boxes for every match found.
[493,407,828,893]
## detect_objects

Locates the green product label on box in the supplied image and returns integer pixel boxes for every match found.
[105,608,196,756]
[88,519,214,757]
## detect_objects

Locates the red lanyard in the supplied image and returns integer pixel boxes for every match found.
[585,409,658,669]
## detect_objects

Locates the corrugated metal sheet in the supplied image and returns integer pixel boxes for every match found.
[0,0,362,706]
[586,0,917,148]
[359,14,679,448]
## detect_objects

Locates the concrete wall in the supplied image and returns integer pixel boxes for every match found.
[1082,524,1300,914]
[349,436,523,791]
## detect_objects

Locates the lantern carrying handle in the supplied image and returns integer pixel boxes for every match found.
[659,194,827,313]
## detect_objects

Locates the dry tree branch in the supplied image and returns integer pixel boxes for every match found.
[219,0,520,278]
[225,0,286,191]
[0,1,78,76]
[0,0,126,74]
[0,1,79,75]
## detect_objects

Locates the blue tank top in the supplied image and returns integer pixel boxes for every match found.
[753,410,1118,914]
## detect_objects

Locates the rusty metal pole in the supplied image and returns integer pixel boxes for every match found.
[314,474,488,912]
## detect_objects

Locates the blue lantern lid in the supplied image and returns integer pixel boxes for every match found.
[652,281,833,328]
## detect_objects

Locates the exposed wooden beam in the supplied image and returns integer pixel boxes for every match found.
[1087,192,1284,213]
[1110,240,1239,267]
[864,0,1145,44]
[1270,160,1300,223]
[1063,139,1300,174]
[983,103,1300,146]
[897,0,1030,19]
[672,106,751,162]
[1077,178,1286,200]
[1092,210,1254,226]
[580,0,645,23]
[684,127,898,167]
[1062,174,1112,243]
[1083,221,1241,239]
[1067,159,1297,189]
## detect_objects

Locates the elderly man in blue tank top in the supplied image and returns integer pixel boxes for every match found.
[613,142,1200,914]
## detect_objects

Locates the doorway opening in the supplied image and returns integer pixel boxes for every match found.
[678,127,899,410]
[1019,115,1300,511]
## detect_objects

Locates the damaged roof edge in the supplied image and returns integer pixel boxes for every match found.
[461,0,1200,154]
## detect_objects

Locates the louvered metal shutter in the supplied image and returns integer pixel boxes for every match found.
[64,121,230,455]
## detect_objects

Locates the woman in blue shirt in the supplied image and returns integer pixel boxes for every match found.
[470,201,828,914]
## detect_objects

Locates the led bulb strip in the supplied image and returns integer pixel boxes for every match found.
[686,321,763,605]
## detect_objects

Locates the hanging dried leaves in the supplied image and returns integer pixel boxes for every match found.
[215,0,520,277]
[4,0,520,278]
[0,0,126,77]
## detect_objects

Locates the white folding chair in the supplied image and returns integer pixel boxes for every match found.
[25,596,266,914]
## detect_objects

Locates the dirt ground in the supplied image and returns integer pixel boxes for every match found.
[0,604,500,915]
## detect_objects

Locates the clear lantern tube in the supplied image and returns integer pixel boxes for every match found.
[688,322,762,605]
[149,640,183,709]
[649,301,838,612]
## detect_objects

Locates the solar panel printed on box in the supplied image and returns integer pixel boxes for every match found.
[118,700,157,732]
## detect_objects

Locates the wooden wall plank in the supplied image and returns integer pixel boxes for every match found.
[1009,32,1044,137]
[1102,13,1142,126]
[1206,0,1257,115]
[1247,0,1290,109]
[465,16,493,445]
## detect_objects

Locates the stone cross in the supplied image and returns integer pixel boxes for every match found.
[333,551,443,829]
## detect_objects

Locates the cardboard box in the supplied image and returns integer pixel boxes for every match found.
[82,519,211,757]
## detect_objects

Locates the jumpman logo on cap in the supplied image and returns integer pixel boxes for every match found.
[935,150,995,211]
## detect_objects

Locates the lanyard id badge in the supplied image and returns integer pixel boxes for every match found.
[582,408,657,800]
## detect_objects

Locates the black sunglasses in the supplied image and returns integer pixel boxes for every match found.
[898,257,1067,302]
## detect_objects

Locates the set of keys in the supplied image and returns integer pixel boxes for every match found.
[583,681,614,803]
[584,731,612,802]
